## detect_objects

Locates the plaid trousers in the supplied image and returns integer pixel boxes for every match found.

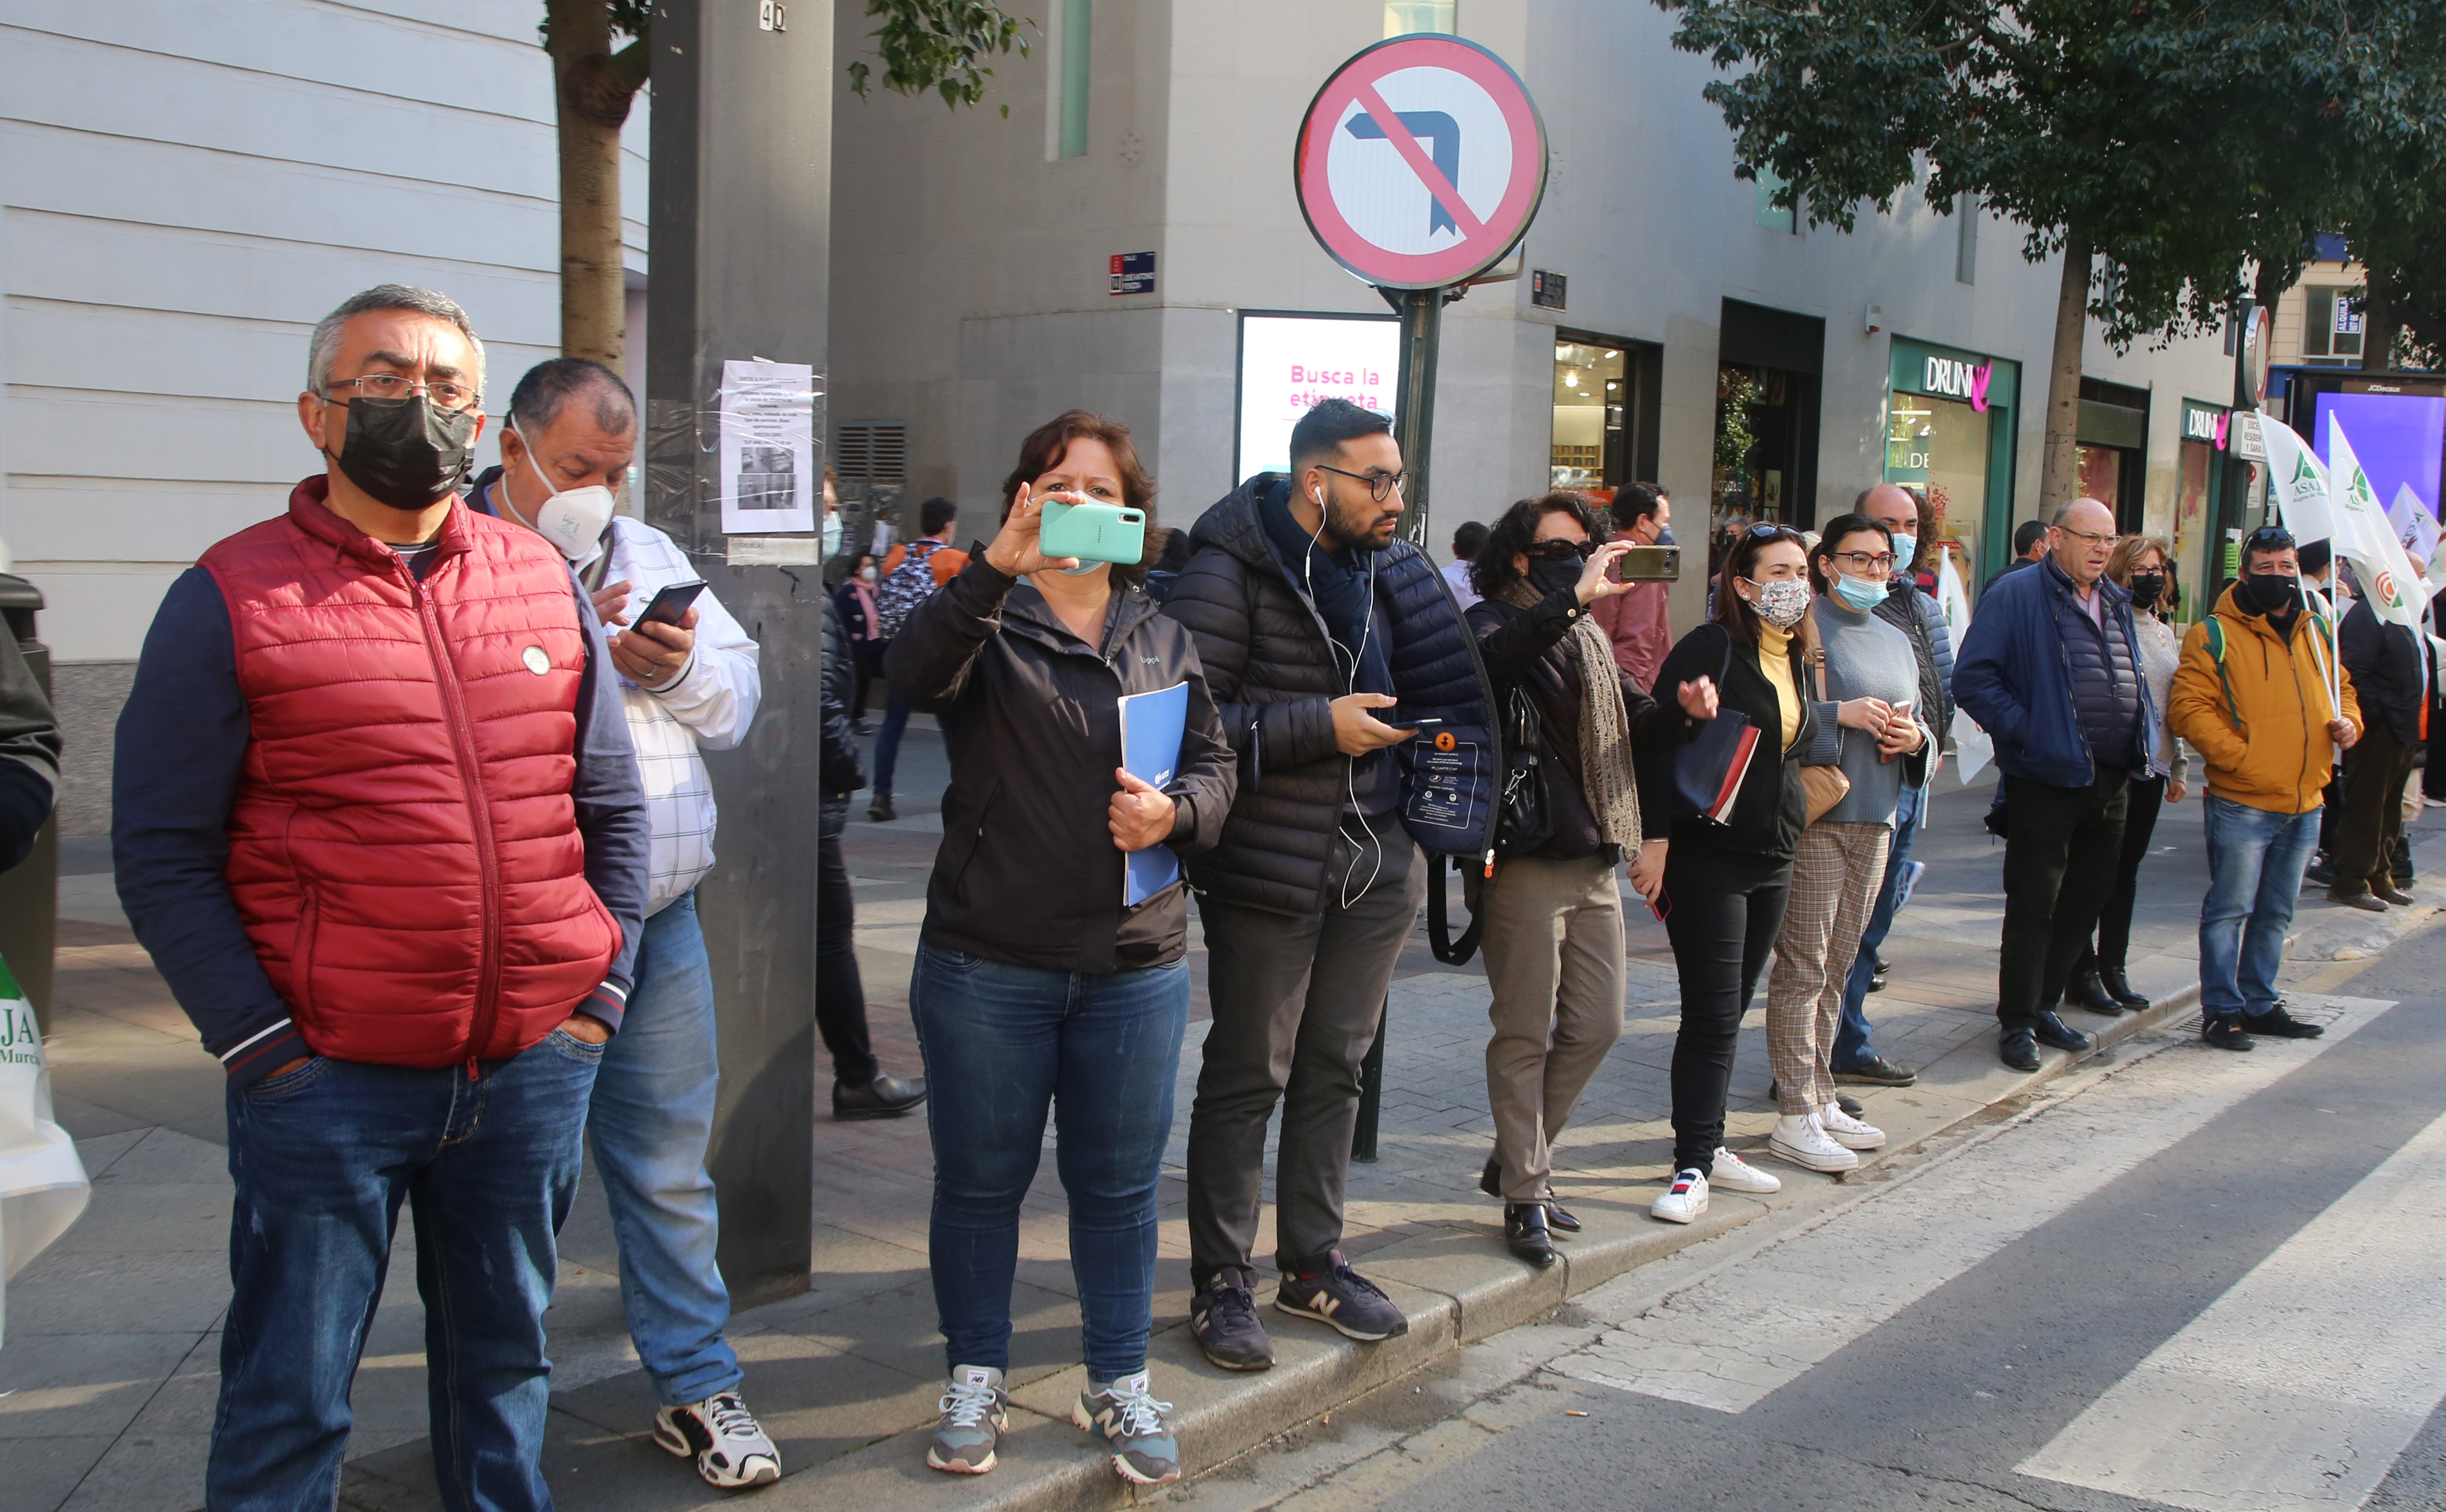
[1765,820,1890,1116]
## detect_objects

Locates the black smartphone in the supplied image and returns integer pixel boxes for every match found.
[1383,715,1443,729]
[636,580,707,626]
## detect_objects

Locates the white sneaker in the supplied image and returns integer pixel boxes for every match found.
[1818,1101,1887,1151]
[1769,1113,1860,1173]
[1651,1168,1709,1224]
[654,1390,782,1488]
[1710,1146,1783,1193]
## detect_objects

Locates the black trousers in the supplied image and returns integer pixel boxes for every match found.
[1662,842,1794,1173]
[1998,770,2129,1030]
[817,802,882,1086]
[851,640,884,723]
[2075,773,2168,976]
[2334,723,2420,894]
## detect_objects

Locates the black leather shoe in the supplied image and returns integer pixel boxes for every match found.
[2068,968,2124,1016]
[2330,885,2387,912]
[2033,1010,2093,1054]
[833,1073,927,1120]
[1504,1203,1558,1269]
[1999,1028,2040,1072]
[2243,1005,2326,1039]
[2305,856,2337,888]
[2097,965,2150,1011]
[2203,1017,2256,1052]
[1482,1155,1578,1232]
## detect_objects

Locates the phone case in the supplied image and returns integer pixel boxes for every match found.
[1039,500,1147,565]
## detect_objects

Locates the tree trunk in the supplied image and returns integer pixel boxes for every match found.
[2361,267,2399,373]
[2038,233,2091,514]
[546,0,644,368]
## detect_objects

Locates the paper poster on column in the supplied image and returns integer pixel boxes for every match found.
[718,359,819,535]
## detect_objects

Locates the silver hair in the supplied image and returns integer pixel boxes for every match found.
[305,284,486,397]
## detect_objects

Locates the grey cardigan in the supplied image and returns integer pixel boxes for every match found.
[1803,595,1931,827]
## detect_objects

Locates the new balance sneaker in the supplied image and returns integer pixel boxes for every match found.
[1275,1251,1408,1342]
[1189,1266,1274,1371]
[1769,1113,1859,1173]
[926,1366,1008,1475]
[1073,1371,1181,1486]
[654,1391,781,1489]
[1709,1146,1783,1194]
[1651,1168,1709,1224]
[1818,1101,1887,1151]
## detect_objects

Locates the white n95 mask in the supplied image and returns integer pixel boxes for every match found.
[512,428,617,561]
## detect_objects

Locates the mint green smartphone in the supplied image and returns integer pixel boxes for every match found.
[1039,497,1147,565]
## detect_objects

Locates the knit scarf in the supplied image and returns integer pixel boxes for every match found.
[1498,579,1642,850]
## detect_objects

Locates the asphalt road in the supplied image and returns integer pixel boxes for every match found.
[1185,913,2446,1512]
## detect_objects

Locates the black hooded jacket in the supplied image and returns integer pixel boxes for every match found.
[886,553,1235,972]
[1160,475,1498,917]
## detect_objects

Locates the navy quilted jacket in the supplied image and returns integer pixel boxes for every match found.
[1955,555,2158,787]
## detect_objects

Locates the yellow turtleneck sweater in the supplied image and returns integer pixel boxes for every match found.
[1756,621,1802,750]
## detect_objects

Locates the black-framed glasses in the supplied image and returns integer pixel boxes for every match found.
[1317,463,1408,502]
[1527,538,1600,561]
[1828,550,1897,573]
[324,374,480,412]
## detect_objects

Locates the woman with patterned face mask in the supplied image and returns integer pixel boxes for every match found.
[1633,524,1819,1224]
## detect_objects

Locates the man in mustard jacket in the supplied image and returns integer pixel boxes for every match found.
[2166,528,2361,1051]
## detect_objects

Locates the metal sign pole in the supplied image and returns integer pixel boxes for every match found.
[1387,285,1448,547]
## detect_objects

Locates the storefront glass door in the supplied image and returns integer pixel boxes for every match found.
[1550,341,1626,497]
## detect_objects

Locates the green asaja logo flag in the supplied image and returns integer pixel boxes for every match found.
[2326,415,2424,628]
[0,955,90,1349]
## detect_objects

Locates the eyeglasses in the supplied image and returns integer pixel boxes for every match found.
[324,374,479,412]
[1527,538,1600,561]
[1827,551,1897,573]
[1316,464,1408,502]
[2055,525,2121,549]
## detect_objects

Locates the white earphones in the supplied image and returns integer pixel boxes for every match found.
[1301,475,1385,910]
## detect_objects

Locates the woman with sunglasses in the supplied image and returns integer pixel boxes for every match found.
[1761,515,1930,1177]
[1635,523,1818,1223]
[2064,535,2187,1013]
[1464,492,1715,1265]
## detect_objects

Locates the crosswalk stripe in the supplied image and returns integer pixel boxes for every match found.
[1550,998,2389,1413]
[2016,1098,2446,1510]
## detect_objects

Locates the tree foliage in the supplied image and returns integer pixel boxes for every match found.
[1654,0,2434,351]
[847,0,1032,116]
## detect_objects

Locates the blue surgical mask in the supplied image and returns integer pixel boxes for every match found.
[1889,532,1916,569]
[1832,572,1887,612]
[1655,525,1676,547]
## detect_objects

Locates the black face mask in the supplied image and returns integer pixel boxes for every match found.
[2242,572,2300,616]
[1528,555,1584,599]
[2127,572,2166,610]
[327,395,476,511]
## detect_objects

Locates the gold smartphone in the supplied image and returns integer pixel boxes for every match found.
[1612,545,1679,582]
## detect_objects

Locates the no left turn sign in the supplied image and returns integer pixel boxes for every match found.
[1294,35,1548,291]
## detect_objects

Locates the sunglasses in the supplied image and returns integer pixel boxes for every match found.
[1527,538,1600,561]
[2246,525,2297,550]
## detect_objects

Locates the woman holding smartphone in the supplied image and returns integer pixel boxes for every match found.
[1465,492,1714,1267]
[1635,525,1815,1223]
[887,410,1235,1488]
[1761,515,1928,1177]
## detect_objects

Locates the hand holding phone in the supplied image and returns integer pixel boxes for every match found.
[637,580,708,626]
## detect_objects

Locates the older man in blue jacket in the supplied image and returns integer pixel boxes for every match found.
[1955,498,2161,1072]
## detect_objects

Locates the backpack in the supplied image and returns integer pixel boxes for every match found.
[874,538,945,638]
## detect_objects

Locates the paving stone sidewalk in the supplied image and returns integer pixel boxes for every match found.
[9,721,2441,1511]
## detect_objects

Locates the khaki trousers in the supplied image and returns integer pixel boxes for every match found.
[1479,853,1626,1202]
[1766,821,1890,1116]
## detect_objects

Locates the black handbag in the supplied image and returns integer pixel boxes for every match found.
[1493,681,1554,856]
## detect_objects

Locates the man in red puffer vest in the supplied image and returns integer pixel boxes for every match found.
[113,285,648,1512]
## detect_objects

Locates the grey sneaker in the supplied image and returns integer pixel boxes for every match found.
[1275,1250,1408,1342]
[1072,1369,1181,1486]
[927,1365,1008,1475]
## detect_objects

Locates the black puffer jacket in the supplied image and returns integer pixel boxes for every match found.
[1162,476,1498,917]
[1467,587,1699,859]
[887,554,1235,972]
[2339,596,2428,749]
[2048,558,2146,773]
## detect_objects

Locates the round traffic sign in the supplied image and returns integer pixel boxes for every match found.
[1294,35,1548,291]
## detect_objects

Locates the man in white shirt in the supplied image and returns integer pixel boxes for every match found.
[471,358,779,1490]
[1441,519,1488,608]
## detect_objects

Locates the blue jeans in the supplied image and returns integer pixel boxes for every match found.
[910,940,1188,1380]
[211,1028,602,1512]
[1833,781,1923,1069]
[2199,795,2321,1020]
[587,893,740,1406]
[872,687,912,797]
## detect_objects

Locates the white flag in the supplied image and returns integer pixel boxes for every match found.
[2259,417,2337,543]
[2389,481,2443,569]
[0,956,89,1349]
[2326,415,2427,630]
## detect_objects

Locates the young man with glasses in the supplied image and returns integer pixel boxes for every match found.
[1954,497,2160,1072]
[2166,528,2360,1049]
[113,286,649,1509]
[1161,398,1495,1370]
